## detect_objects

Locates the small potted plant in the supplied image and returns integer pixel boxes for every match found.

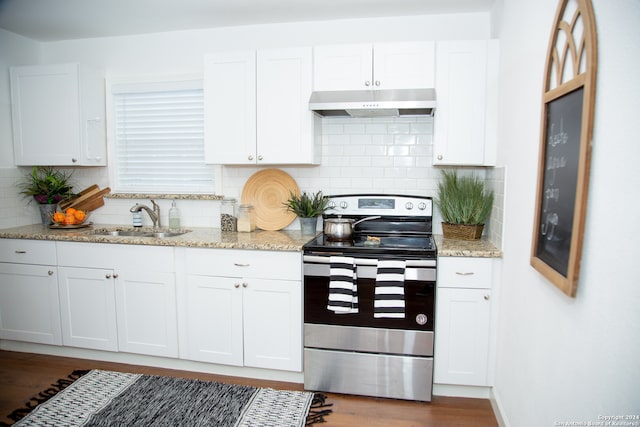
[283,190,330,235]
[435,170,494,240]
[18,166,75,225]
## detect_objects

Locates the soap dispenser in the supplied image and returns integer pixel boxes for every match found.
[168,200,181,230]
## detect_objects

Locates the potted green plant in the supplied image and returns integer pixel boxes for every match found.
[283,190,330,235]
[18,166,75,225]
[435,170,494,240]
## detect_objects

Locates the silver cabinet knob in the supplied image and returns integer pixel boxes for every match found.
[375,80,381,86]
[257,155,263,161]
[48,270,54,276]
[113,274,119,279]
[484,294,490,301]
[72,158,77,163]
[234,283,240,288]
[365,80,371,86]
[106,274,111,279]
[248,155,254,161]
[437,155,443,160]
[242,282,248,288]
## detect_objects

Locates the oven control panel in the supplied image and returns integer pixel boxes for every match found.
[326,194,432,217]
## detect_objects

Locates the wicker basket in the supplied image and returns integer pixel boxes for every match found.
[442,223,484,240]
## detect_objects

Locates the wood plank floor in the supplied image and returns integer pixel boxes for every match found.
[0,350,498,426]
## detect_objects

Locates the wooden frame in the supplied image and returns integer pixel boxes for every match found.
[531,0,597,297]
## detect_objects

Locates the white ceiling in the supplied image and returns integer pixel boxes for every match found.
[0,0,496,42]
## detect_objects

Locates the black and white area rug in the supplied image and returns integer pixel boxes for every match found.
[2,369,332,426]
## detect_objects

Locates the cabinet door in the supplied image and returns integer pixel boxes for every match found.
[184,274,243,366]
[115,270,178,358]
[373,42,435,89]
[243,278,302,371]
[434,287,491,386]
[204,51,257,164]
[0,263,61,345]
[433,40,492,166]
[10,63,106,166]
[313,44,372,91]
[257,47,316,164]
[58,266,118,351]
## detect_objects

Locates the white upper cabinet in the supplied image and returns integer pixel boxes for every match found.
[10,63,107,166]
[433,40,499,166]
[203,51,257,165]
[204,47,319,165]
[313,42,435,91]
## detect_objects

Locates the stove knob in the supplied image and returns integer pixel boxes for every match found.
[340,201,348,209]
[405,202,414,210]
[328,201,336,209]
[416,314,428,325]
[418,202,427,210]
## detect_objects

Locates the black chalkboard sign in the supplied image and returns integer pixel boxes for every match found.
[534,87,584,276]
[531,0,596,297]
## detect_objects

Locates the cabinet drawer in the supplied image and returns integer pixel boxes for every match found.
[0,239,57,265]
[186,248,301,281]
[57,242,173,271]
[437,257,493,288]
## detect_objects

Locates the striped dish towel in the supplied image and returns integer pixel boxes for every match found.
[374,259,406,318]
[327,256,359,314]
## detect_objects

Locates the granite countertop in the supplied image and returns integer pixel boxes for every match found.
[0,224,313,252]
[0,224,502,257]
[434,235,502,258]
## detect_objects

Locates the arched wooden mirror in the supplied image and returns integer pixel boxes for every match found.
[530,0,597,297]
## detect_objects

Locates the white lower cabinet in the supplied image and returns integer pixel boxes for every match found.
[56,242,178,358]
[58,266,118,351]
[179,248,302,371]
[0,240,61,345]
[435,257,495,387]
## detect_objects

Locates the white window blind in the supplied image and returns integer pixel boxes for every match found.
[111,80,216,193]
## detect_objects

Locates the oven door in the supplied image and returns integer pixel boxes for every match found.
[303,255,436,332]
[303,255,435,357]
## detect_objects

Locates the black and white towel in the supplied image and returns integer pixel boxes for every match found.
[374,259,406,318]
[327,256,359,314]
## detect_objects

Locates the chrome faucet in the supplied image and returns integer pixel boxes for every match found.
[130,200,161,228]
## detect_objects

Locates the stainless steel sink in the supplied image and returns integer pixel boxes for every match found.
[92,230,152,237]
[92,229,189,238]
[147,231,186,238]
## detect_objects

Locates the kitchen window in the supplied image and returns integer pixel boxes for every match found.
[108,78,217,194]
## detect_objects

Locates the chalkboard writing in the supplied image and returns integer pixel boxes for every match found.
[535,87,584,276]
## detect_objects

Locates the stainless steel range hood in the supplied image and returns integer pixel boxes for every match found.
[309,88,436,118]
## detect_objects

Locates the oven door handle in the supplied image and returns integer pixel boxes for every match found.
[303,255,436,268]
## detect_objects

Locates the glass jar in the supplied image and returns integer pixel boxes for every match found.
[220,198,237,232]
[237,204,256,232]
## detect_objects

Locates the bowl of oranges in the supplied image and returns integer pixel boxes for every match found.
[50,208,91,228]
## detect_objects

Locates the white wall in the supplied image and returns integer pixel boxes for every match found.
[494,0,640,425]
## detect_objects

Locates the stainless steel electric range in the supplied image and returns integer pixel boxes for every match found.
[303,194,437,402]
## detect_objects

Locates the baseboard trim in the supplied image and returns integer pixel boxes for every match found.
[490,387,511,427]
[0,340,304,384]
[433,383,491,399]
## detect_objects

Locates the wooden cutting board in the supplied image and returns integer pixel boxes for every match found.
[76,187,111,211]
[59,184,99,210]
[59,185,110,212]
[73,187,110,211]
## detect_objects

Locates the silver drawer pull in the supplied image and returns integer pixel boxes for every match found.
[14,250,27,254]
[234,263,250,267]
[455,272,475,276]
